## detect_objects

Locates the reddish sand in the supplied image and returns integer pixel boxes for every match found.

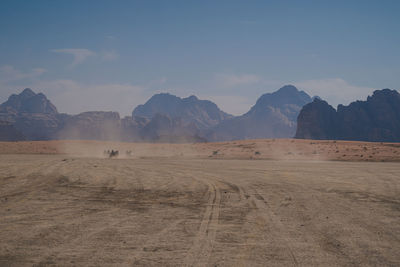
[1,139,400,162]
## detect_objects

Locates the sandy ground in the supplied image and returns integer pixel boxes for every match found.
[0,140,400,266]
[0,139,400,162]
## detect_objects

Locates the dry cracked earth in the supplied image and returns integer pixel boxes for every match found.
[0,140,400,266]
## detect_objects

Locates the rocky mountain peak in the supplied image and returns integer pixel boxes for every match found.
[133,93,232,129]
[20,88,36,98]
[296,88,400,142]
[207,85,313,141]
[276,84,298,94]
[0,88,58,114]
[251,85,311,113]
[184,95,198,102]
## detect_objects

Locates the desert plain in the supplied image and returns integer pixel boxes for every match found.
[0,139,399,266]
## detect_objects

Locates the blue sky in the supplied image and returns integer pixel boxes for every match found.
[0,0,399,115]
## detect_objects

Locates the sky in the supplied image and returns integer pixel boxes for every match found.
[0,0,399,116]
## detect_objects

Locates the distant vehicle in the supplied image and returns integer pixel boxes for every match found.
[104,150,119,158]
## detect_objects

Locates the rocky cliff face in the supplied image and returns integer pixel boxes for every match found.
[207,85,312,141]
[120,116,149,142]
[295,89,400,142]
[0,88,61,140]
[0,121,25,141]
[139,113,204,143]
[0,89,205,142]
[0,88,58,115]
[295,98,338,140]
[133,93,232,129]
[13,113,63,140]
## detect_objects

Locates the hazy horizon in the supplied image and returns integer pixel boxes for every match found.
[1,0,399,116]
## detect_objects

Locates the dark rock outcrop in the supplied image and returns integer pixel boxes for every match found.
[0,88,61,140]
[13,113,63,140]
[133,93,232,129]
[295,89,400,142]
[0,121,25,141]
[0,88,58,115]
[207,85,312,141]
[295,98,338,140]
[139,113,205,143]
[120,116,149,142]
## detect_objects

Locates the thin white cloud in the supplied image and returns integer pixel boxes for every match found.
[0,63,167,116]
[293,78,375,108]
[34,79,148,116]
[215,73,261,88]
[145,77,167,88]
[0,65,47,103]
[0,65,378,118]
[0,65,46,82]
[51,48,96,66]
[101,50,119,61]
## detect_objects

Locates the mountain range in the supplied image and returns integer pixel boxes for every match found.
[0,86,399,142]
[207,85,312,141]
[133,93,232,130]
[295,89,400,142]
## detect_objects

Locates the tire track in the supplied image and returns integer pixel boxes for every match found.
[184,179,221,267]
[251,189,299,266]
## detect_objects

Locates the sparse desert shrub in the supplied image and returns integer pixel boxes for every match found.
[213,150,218,155]
[255,151,261,155]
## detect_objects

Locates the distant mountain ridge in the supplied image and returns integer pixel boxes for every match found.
[0,89,211,142]
[2,86,399,143]
[133,93,232,129]
[0,88,57,115]
[207,85,312,141]
[0,89,62,140]
[295,89,400,142]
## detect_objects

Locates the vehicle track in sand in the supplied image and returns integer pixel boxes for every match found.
[1,156,400,266]
[184,178,221,267]
[251,189,299,266]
